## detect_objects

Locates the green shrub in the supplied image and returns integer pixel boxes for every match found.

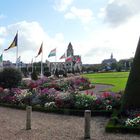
[31,71,38,80]
[44,71,51,77]
[0,67,22,89]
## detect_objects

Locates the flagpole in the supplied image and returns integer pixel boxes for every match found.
[0,52,3,70]
[16,32,18,68]
[32,58,34,73]
[55,48,57,70]
[41,43,43,78]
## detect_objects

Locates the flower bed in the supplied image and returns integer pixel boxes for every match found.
[0,76,121,116]
[105,109,140,134]
[0,102,112,117]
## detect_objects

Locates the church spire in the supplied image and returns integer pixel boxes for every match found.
[67,42,74,57]
[111,53,113,59]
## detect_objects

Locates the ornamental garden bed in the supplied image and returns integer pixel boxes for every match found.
[0,76,121,117]
[105,109,140,134]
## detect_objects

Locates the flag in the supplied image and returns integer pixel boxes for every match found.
[4,33,18,51]
[66,55,72,61]
[0,54,3,62]
[36,43,43,57]
[48,48,56,57]
[76,57,81,63]
[59,53,65,59]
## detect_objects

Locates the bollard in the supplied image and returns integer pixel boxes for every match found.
[84,110,91,139]
[26,106,32,130]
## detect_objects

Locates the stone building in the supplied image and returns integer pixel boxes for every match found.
[102,53,117,70]
[102,53,117,65]
[49,42,82,74]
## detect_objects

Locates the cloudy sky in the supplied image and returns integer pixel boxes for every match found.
[0,0,140,64]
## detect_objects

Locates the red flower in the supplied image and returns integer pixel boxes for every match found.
[0,87,4,93]
[135,114,140,117]
[28,82,38,89]
[102,92,110,98]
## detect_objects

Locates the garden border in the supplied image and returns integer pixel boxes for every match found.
[0,103,112,117]
[105,111,140,134]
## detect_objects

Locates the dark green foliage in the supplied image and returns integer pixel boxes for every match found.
[31,71,38,80]
[54,68,59,78]
[58,70,64,75]
[63,69,67,77]
[106,110,140,134]
[121,38,140,110]
[0,67,22,89]
[44,71,51,77]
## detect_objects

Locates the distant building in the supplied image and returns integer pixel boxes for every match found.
[102,53,117,70]
[2,60,14,67]
[118,58,133,70]
[102,53,117,65]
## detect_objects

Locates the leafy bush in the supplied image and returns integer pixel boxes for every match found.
[31,71,38,80]
[44,71,51,77]
[0,68,22,89]
[58,70,64,75]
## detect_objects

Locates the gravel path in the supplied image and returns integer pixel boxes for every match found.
[0,107,140,140]
[0,84,139,140]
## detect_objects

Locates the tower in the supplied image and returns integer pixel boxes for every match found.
[67,42,74,57]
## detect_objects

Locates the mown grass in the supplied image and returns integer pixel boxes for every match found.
[82,72,129,92]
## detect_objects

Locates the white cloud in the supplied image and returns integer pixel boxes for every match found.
[0,21,68,63]
[64,6,94,24]
[1,12,140,65]
[99,0,140,26]
[82,14,140,64]
[53,0,74,12]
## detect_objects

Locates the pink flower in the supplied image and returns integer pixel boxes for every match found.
[102,92,110,98]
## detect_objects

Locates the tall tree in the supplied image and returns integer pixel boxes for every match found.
[121,37,140,110]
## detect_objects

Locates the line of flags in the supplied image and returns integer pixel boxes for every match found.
[0,32,81,67]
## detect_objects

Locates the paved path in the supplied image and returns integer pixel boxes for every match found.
[81,84,113,94]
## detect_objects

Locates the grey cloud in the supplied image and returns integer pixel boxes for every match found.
[85,47,114,57]
[104,0,140,26]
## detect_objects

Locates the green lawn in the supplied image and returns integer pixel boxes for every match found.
[82,72,129,92]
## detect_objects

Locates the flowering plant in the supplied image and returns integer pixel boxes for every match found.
[125,116,140,127]
[44,102,56,109]
[37,88,59,106]
[74,93,97,109]
[68,77,91,91]
[55,92,75,108]
[0,87,4,93]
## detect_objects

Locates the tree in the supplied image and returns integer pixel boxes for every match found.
[0,67,22,89]
[121,38,140,110]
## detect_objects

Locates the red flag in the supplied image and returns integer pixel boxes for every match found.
[76,57,81,63]
[36,43,43,57]
[59,53,65,59]
[66,55,72,61]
